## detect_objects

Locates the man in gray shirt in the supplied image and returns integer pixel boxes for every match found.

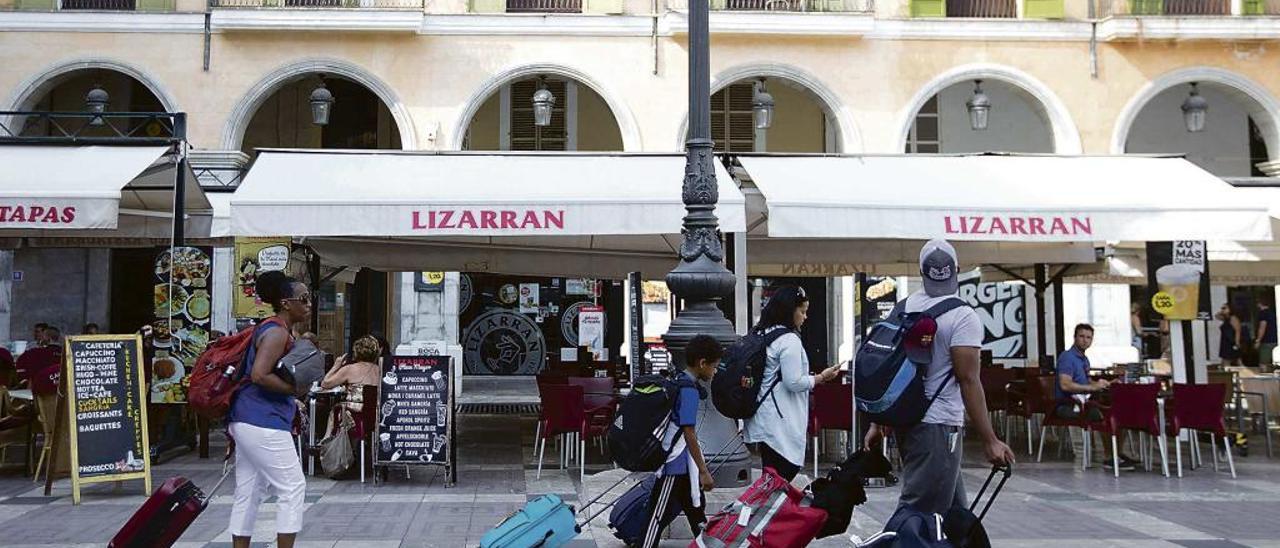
[866,239,1015,514]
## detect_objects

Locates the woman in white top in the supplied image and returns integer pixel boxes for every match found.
[742,285,841,481]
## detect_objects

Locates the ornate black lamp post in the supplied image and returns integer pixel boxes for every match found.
[661,0,749,487]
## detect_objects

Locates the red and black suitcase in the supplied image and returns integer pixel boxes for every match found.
[108,468,231,548]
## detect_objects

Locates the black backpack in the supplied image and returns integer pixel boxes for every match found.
[854,298,966,427]
[608,374,695,472]
[808,449,892,539]
[710,327,793,420]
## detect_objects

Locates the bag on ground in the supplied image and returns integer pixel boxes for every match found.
[855,465,1010,548]
[693,466,829,548]
[607,472,684,545]
[807,449,891,539]
[189,318,282,420]
[608,374,694,472]
[318,408,356,478]
[109,470,231,548]
[710,328,793,420]
[479,494,579,548]
[854,298,965,427]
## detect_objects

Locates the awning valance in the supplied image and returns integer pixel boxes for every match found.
[230,151,745,278]
[231,151,745,237]
[0,145,183,230]
[739,155,1272,243]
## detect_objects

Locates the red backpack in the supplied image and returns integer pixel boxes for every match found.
[189,318,283,420]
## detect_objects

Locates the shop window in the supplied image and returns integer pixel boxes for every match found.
[508,79,568,152]
[905,95,940,154]
[711,82,756,153]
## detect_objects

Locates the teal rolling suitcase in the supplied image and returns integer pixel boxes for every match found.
[479,494,580,548]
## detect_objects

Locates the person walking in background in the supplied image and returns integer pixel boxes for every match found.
[1218,304,1248,367]
[742,285,841,482]
[865,239,1014,515]
[1255,298,1276,369]
[227,271,311,548]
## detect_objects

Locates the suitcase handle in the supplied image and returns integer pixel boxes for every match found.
[968,464,1011,521]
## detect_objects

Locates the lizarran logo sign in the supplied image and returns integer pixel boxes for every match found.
[944,215,1092,237]
[411,209,565,231]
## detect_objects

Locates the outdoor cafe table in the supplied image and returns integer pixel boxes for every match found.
[307,385,345,476]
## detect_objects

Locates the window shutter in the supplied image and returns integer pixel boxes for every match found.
[1128,0,1164,15]
[1243,0,1266,14]
[910,0,945,16]
[711,82,756,153]
[1024,0,1063,18]
[509,79,567,151]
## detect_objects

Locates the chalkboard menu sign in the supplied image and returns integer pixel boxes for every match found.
[375,355,455,485]
[64,334,151,504]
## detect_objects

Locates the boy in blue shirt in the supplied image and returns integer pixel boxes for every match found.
[640,334,721,548]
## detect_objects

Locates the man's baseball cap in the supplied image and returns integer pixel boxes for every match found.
[920,239,959,297]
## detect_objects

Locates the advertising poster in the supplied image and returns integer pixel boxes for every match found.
[1147,241,1211,321]
[234,237,290,319]
[958,278,1027,359]
[860,276,899,328]
[578,305,606,359]
[152,246,213,403]
[518,283,539,313]
[64,335,150,503]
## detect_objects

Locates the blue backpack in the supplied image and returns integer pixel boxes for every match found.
[854,297,966,427]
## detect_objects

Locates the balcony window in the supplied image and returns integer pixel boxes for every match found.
[60,0,137,9]
[505,0,581,12]
[947,0,1015,17]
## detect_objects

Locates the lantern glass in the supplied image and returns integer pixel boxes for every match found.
[532,86,555,127]
[85,86,109,126]
[965,80,991,131]
[309,81,334,127]
[753,80,774,130]
[1182,83,1208,133]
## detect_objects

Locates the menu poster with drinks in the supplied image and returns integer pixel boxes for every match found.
[1147,241,1211,321]
[375,355,454,481]
[64,335,151,504]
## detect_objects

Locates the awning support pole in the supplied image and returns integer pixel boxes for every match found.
[170,113,187,247]
[1035,263,1048,371]
[308,248,321,334]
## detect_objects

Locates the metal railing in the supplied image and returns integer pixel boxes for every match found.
[0,111,182,145]
[1095,0,1280,16]
[209,0,423,8]
[59,0,137,8]
[667,0,873,12]
[505,0,580,12]
[947,0,1015,17]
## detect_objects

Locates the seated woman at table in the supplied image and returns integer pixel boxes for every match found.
[320,335,381,413]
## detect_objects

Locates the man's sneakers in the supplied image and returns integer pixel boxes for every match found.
[1103,456,1142,471]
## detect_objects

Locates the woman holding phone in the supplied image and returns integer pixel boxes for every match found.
[742,285,841,481]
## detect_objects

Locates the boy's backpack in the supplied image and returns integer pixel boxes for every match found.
[854,298,966,427]
[710,327,793,420]
[189,318,283,420]
[607,374,694,472]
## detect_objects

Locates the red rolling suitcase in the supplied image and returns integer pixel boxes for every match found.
[108,465,231,548]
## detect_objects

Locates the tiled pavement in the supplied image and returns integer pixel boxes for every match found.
[1,414,1279,547]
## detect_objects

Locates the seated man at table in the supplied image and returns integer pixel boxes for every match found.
[1057,323,1139,470]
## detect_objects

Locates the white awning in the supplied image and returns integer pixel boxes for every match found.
[0,145,178,230]
[232,150,745,237]
[740,155,1272,243]
[230,151,745,278]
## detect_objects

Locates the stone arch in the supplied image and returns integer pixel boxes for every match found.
[673,63,860,153]
[1111,66,1280,163]
[221,57,416,151]
[4,56,180,112]
[450,62,641,152]
[896,63,1082,154]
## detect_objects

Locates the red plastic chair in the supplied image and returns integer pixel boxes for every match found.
[1035,376,1103,469]
[808,383,853,477]
[536,383,589,480]
[1170,383,1235,478]
[982,367,1016,438]
[1007,375,1054,456]
[567,377,616,456]
[1096,383,1168,478]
